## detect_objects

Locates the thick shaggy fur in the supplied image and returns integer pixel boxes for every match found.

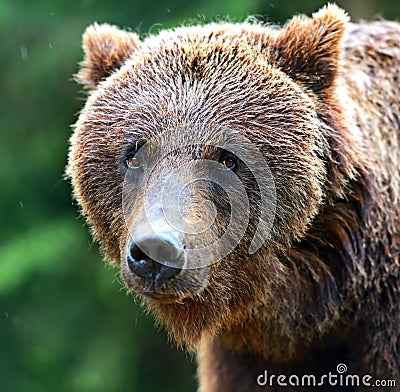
[67,5,400,391]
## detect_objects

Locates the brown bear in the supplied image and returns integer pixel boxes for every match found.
[67,4,400,391]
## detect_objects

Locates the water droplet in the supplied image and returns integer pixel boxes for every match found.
[20,46,28,60]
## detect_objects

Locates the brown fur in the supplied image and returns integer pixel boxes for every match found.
[67,4,400,391]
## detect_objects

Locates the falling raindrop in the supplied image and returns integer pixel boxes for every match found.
[20,46,28,60]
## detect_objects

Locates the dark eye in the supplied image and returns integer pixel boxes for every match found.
[125,140,146,169]
[219,156,236,170]
[126,154,142,169]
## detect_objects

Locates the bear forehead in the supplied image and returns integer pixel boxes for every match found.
[110,23,281,83]
[90,25,304,109]
[78,22,317,143]
[141,23,276,56]
[83,66,309,142]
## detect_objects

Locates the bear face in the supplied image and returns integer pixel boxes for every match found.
[67,5,364,351]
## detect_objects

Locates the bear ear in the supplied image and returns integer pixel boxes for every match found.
[75,23,141,89]
[273,4,349,94]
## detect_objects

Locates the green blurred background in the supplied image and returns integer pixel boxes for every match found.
[1,0,398,391]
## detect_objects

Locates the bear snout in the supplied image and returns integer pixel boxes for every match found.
[122,220,212,301]
[127,233,185,284]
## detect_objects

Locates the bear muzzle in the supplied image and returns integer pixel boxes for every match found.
[127,232,185,285]
[121,217,212,302]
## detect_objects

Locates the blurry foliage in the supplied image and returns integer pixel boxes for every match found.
[0,0,399,391]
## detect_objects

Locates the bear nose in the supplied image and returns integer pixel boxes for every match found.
[127,234,185,282]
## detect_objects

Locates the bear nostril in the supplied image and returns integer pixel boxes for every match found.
[127,245,154,278]
[129,243,143,262]
[127,235,184,282]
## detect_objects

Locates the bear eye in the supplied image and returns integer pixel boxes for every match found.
[126,154,142,169]
[219,156,236,170]
[125,140,146,169]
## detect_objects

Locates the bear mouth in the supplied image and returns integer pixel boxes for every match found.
[123,271,206,304]
[140,291,189,304]
[123,271,210,306]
